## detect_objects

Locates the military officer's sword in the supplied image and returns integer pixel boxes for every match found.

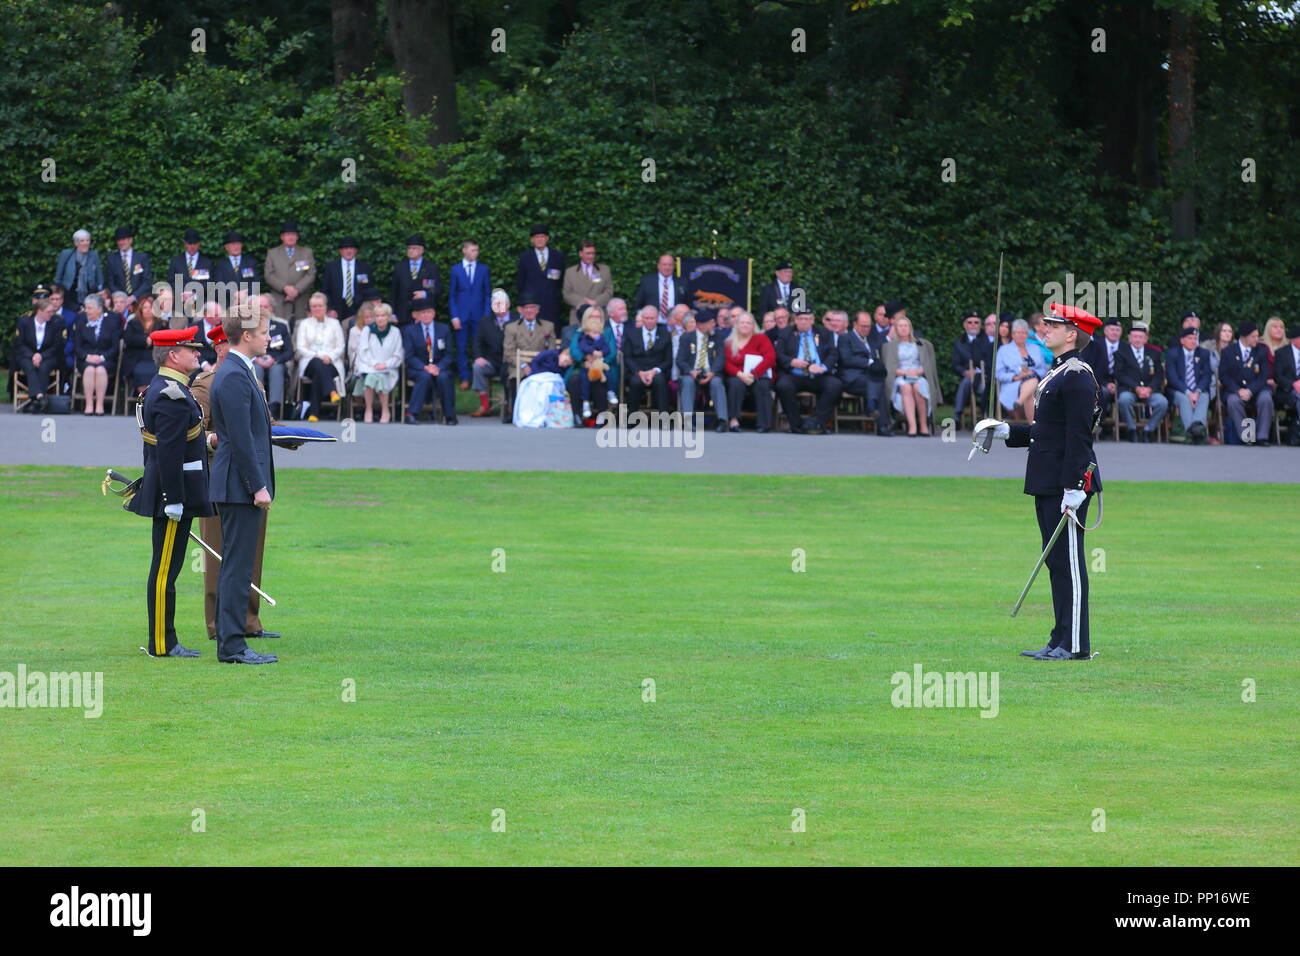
[1009,463,1095,617]
[100,468,277,607]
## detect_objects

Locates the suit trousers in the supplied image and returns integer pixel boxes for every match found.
[726,376,773,429]
[19,357,51,398]
[215,503,263,658]
[203,506,266,638]
[408,368,456,419]
[775,372,842,430]
[678,372,727,420]
[1118,390,1169,431]
[454,316,480,382]
[1171,389,1209,429]
[953,374,987,422]
[626,369,669,412]
[1034,494,1091,656]
[1226,389,1273,442]
[253,361,287,407]
[471,358,501,393]
[146,515,193,656]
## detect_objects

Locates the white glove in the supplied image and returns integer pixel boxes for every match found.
[164,504,183,522]
[974,417,1010,441]
[1061,489,1086,513]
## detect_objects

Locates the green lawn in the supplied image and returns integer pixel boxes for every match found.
[0,467,1295,866]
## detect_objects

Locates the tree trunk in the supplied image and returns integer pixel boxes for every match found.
[386,0,459,145]
[1169,11,1196,240]
[332,0,376,85]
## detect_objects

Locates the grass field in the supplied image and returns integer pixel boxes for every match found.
[0,466,1295,866]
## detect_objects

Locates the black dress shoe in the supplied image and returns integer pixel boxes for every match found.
[715,423,727,433]
[445,417,459,426]
[219,648,279,664]
[145,644,200,658]
[805,425,825,435]
[729,424,741,433]
[245,630,280,639]
[1256,439,1271,447]
[757,426,771,433]
[877,427,894,437]
[1038,646,1092,661]
[789,426,806,435]
[404,414,420,425]
[1019,643,1051,658]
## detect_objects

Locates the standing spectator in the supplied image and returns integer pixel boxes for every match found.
[165,229,211,314]
[1080,318,1122,422]
[774,309,842,435]
[449,239,492,390]
[724,310,776,432]
[632,254,687,322]
[472,289,515,417]
[354,303,404,423]
[838,310,892,435]
[758,262,804,315]
[624,305,672,413]
[951,310,992,424]
[565,306,617,421]
[1167,325,1214,444]
[74,293,120,415]
[676,308,727,431]
[121,293,161,398]
[264,221,316,323]
[1219,321,1274,446]
[294,292,345,421]
[515,225,565,327]
[211,231,262,297]
[254,293,292,417]
[1114,320,1168,442]
[319,236,372,322]
[1273,324,1300,445]
[402,296,457,425]
[562,240,613,326]
[55,229,104,306]
[105,226,151,310]
[996,318,1048,423]
[15,295,62,412]
[883,315,941,437]
[391,234,440,325]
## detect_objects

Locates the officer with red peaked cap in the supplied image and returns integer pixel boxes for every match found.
[126,325,214,658]
[973,302,1104,660]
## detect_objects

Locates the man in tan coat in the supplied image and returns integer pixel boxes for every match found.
[189,322,278,642]
[502,296,556,382]
[263,221,317,323]
[561,240,614,326]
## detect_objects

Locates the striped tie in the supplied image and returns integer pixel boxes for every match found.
[343,263,353,306]
[660,278,669,320]
[122,252,132,295]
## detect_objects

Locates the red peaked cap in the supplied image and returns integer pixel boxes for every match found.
[1046,302,1102,335]
[148,326,205,348]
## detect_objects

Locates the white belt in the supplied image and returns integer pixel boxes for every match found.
[182,460,203,472]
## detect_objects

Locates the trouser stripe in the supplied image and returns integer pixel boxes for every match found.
[155,519,178,655]
[1067,514,1081,653]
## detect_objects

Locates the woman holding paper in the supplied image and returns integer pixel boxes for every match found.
[724,310,776,432]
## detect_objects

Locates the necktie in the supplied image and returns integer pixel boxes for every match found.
[287,247,294,258]
[467,262,474,283]
[660,278,669,319]
[1185,351,1195,389]
[800,332,811,362]
[344,263,353,306]
[645,330,653,351]
[537,249,546,268]
[613,322,622,347]
[1107,346,1115,374]
[410,259,419,280]
[695,333,708,370]
[188,255,195,276]
[425,327,432,362]
[122,252,132,295]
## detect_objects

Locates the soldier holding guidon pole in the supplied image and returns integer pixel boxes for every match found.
[973,303,1104,661]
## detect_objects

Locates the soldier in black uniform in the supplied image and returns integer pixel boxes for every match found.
[126,326,214,657]
[975,303,1103,661]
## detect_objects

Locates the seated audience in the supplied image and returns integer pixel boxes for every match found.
[294,291,346,421]
[951,310,992,422]
[566,306,618,422]
[838,310,892,435]
[402,296,457,425]
[1114,320,1169,442]
[1166,325,1213,444]
[1273,324,1300,445]
[883,315,941,437]
[676,308,727,432]
[996,319,1047,423]
[502,295,556,383]
[74,293,120,415]
[472,288,515,417]
[1219,321,1274,446]
[354,302,404,423]
[255,293,293,417]
[15,295,63,411]
[774,309,842,435]
[724,310,776,432]
[121,293,161,396]
[1080,317,1122,422]
[624,305,672,413]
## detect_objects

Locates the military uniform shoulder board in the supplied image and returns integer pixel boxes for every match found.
[161,380,186,400]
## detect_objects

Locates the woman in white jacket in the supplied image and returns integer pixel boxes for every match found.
[353,303,404,423]
[294,292,346,420]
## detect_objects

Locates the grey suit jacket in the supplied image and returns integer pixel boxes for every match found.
[209,356,275,503]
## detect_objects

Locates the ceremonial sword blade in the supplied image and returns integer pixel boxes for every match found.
[1010,510,1071,618]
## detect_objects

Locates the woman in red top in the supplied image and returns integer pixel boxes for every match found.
[724,310,776,432]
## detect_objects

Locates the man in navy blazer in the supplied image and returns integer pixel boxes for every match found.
[210,231,262,297]
[318,236,373,322]
[515,225,565,327]
[208,302,278,664]
[1219,321,1274,446]
[624,305,673,412]
[391,234,441,325]
[675,309,728,430]
[14,295,64,411]
[1165,325,1214,443]
[1273,324,1300,445]
[104,226,152,309]
[167,228,214,308]
[838,311,893,435]
[402,296,457,425]
[774,310,842,434]
[632,254,688,321]
[449,239,491,388]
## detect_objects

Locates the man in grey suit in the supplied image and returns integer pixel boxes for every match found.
[209,301,279,664]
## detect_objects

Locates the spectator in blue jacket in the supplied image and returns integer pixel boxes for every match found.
[402,296,457,425]
[1166,325,1214,444]
[54,229,104,306]
[449,240,491,389]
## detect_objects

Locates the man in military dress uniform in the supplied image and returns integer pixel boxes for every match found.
[126,327,213,658]
[975,303,1103,661]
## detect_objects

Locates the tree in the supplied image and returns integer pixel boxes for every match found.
[386,0,459,144]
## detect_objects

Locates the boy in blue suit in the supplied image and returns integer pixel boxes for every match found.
[449,240,491,389]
